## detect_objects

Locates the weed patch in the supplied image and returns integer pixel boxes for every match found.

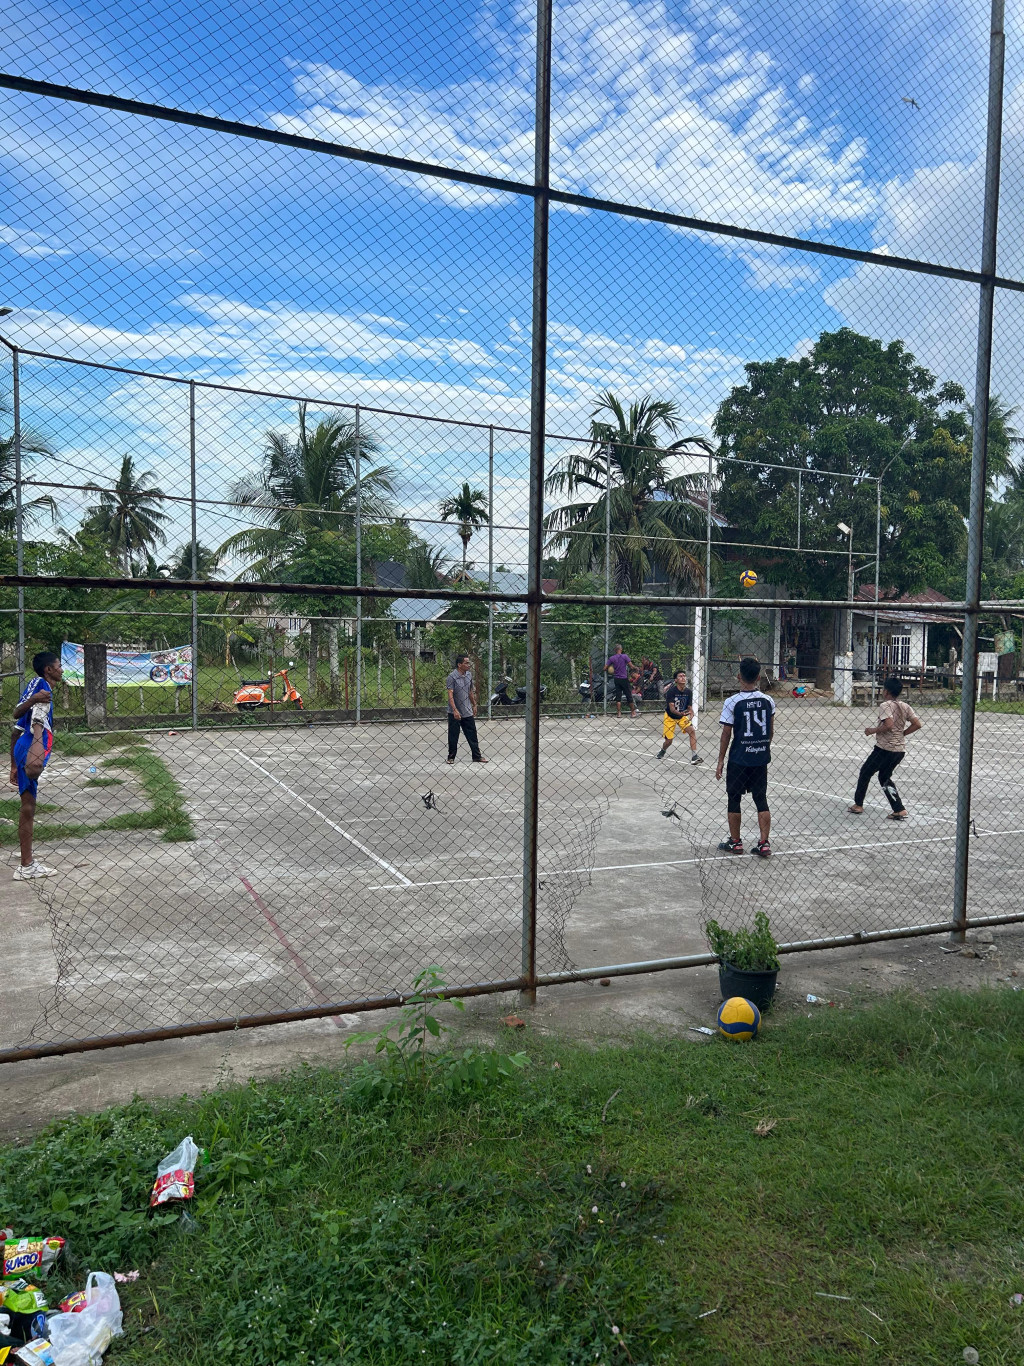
[0,991,1021,1363]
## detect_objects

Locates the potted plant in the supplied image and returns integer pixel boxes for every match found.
[705,911,780,1011]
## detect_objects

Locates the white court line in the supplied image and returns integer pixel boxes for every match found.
[234,751,413,886]
[366,824,1024,892]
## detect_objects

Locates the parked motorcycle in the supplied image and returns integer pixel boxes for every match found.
[490,677,547,707]
[233,666,304,712]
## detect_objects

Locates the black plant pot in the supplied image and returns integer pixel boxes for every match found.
[718,961,778,1012]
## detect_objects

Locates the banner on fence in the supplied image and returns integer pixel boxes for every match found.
[60,643,193,686]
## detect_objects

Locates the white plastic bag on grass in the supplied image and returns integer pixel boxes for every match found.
[150,1134,199,1206]
[48,1272,122,1366]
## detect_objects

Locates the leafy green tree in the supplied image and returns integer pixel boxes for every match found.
[0,398,57,536]
[83,455,169,572]
[161,542,221,580]
[981,398,1024,596]
[439,483,489,583]
[609,608,667,664]
[221,404,394,575]
[405,541,449,590]
[544,392,713,594]
[714,329,977,686]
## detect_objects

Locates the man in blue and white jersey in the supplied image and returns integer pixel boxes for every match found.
[9,650,62,880]
[715,656,775,858]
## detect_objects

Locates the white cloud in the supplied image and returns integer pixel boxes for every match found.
[823,79,1024,398]
[0,225,72,258]
[272,0,878,244]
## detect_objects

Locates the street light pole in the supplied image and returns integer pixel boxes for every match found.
[837,521,854,705]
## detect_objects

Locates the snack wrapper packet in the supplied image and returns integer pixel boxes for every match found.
[0,1284,48,1316]
[150,1135,200,1207]
[57,1292,87,1315]
[12,1341,55,1366]
[1,1241,63,1282]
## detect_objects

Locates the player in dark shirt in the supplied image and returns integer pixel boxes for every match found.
[715,656,775,857]
[657,668,703,764]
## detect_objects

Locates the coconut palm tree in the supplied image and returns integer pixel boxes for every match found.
[83,454,169,572]
[404,541,449,590]
[439,482,489,582]
[160,542,221,580]
[220,403,395,574]
[544,392,714,594]
[0,400,58,535]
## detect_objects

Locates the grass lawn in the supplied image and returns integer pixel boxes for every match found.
[0,732,195,844]
[1,990,1022,1364]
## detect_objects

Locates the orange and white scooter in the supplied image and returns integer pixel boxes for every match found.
[233,667,304,712]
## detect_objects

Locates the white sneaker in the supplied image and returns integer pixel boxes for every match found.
[29,703,52,734]
[12,862,55,881]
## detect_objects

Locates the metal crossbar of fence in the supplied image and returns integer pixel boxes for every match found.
[0,0,1020,1060]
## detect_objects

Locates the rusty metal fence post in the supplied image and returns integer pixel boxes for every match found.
[12,349,24,694]
[952,0,1005,942]
[520,0,553,1007]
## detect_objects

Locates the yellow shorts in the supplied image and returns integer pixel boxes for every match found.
[663,713,692,741]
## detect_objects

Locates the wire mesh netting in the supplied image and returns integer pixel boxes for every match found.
[2,0,1023,1058]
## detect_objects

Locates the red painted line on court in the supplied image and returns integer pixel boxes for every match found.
[239,875,348,1029]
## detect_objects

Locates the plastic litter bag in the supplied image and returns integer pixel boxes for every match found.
[46,1273,122,1366]
[150,1136,199,1207]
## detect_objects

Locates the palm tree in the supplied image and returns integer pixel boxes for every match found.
[84,454,168,572]
[0,400,57,535]
[544,392,714,594]
[220,403,395,574]
[160,542,221,580]
[404,541,449,590]
[439,482,489,582]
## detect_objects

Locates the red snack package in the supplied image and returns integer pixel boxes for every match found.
[1,1239,64,1281]
[149,1136,199,1207]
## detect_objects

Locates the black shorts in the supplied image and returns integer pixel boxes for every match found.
[612,677,633,703]
[726,762,769,814]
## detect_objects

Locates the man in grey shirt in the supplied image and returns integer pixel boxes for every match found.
[446,654,487,763]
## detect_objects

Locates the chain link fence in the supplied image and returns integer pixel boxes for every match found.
[1,0,1022,1058]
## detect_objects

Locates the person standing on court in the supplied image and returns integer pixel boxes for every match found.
[848,675,921,820]
[715,656,775,857]
[9,650,62,881]
[446,654,487,764]
[658,667,703,764]
[605,643,637,719]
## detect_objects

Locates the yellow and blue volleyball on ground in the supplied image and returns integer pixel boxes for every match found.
[717,996,761,1041]
[740,568,758,589]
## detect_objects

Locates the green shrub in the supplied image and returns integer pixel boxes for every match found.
[705,910,780,971]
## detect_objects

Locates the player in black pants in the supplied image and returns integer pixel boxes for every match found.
[849,676,921,819]
[715,656,776,857]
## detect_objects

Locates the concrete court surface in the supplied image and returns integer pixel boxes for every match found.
[1,701,1020,1132]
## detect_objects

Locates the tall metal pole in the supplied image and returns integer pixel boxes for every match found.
[520,0,552,1007]
[796,471,802,550]
[871,477,881,705]
[487,426,494,720]
[602,441,611,717]
[13,351,24,694]
[701,450,713,710]
[189,381,199,731]
[952,0,1004,942]
[355,405,362,725]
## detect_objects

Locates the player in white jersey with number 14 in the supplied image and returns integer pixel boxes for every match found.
[715,656,775,858]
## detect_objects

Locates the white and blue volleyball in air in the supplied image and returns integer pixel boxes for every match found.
[716,996,761,1042]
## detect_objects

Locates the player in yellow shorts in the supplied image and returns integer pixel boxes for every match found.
[658,668,703,764]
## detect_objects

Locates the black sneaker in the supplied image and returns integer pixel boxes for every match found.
[718,837,744,854]
[657,747,667,759]
[751,840,772,858]
[690,754,704,764]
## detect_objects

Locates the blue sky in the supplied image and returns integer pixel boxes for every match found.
[2,0,1022,566]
